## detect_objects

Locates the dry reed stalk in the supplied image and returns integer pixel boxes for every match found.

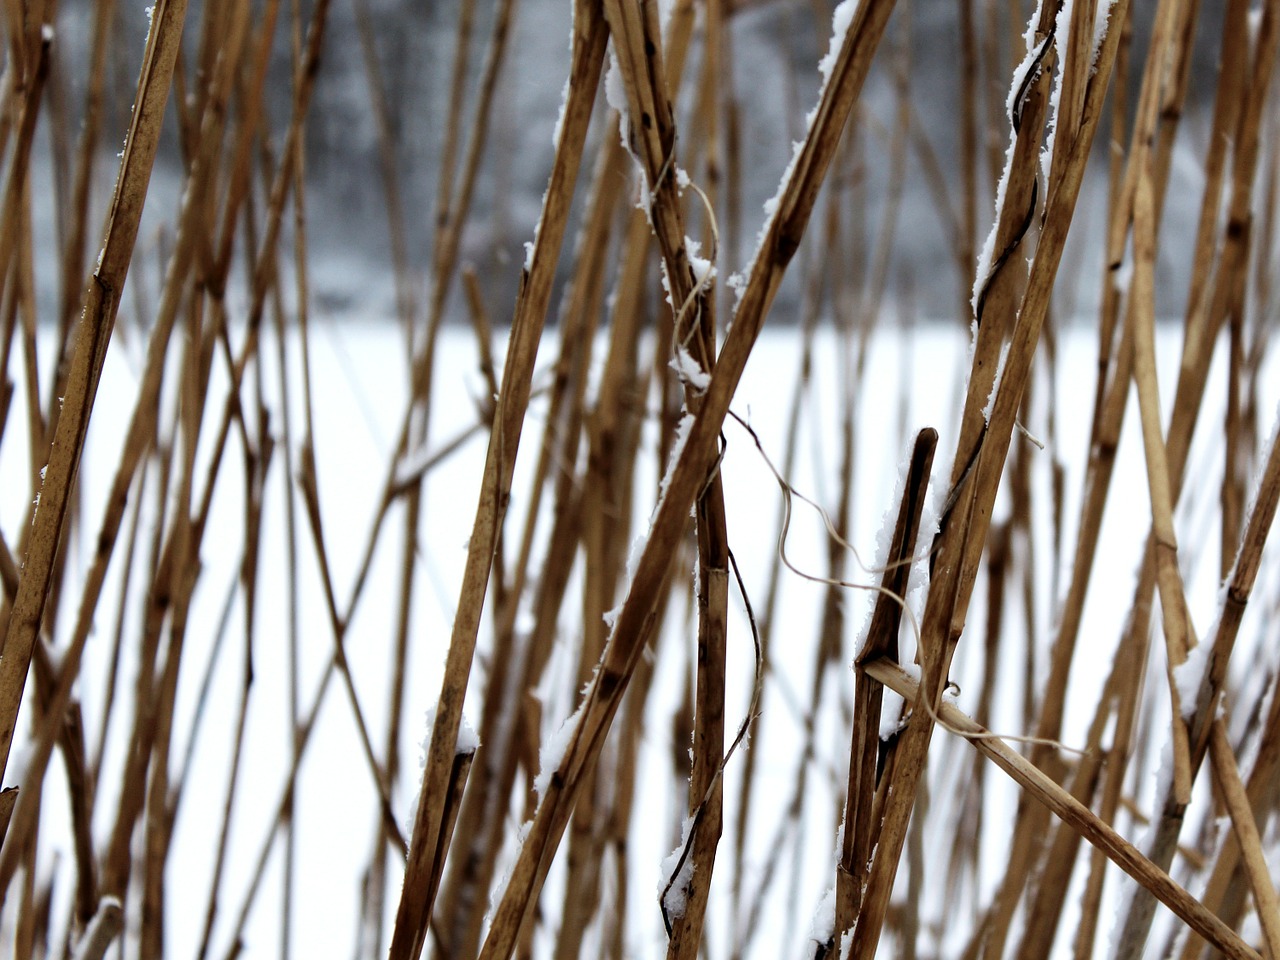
[970,0,1194,946]
[1182,632,1280,960]
[557,186,657,955]
[603,648,657,960]
[1170,391,1280,954]
[0,17,48,331]
[1068,3,1251,951]
[432,131,622,945]
[330,0,509,669]
[433,0,476,295]
[134,338,223,959]
[544,132,654,960]
[388,5,608,956]
[439,0,693,946]
[71,897,122,960]
[478,3,901,956]
[956,0,979,320]
[695,0,724,239]
[211,0,282,290]
[65,23,259,915]
[297,443,408,854]
[54,0,117,358]
[187,432,271,960]
[11,831,34,960]
[1131,162,1197,802]
[415,0,515,366]
[1090,0,1131,432]
[555,395,651,956]
[18,181,44,486]
[1225,301,1247,575]
[1012,673,1116,959]
[946,517,1006,903]
[1208,716,1280,960]
[727,235,824,945]
[1114,3,1280,953]
[1034,0,1188,764]
[863,656,1263,960]
[623,10,731,955]
[462,268,501,410]
[0,786,12,849]
[965,64,1068,940]
[95,0,327,915]
[2,0,1276,955]
[351,0,415,329]
[0,0,187,794]
[52,704,94,928]
[281,71,315,948]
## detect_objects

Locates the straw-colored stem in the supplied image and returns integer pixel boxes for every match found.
[1130,161,1195,803]
[1209,717,1280,960]
[0,0,189,790]
[388,7,608,957]
[479,3,901,955]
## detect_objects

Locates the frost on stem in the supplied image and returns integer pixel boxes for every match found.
[816,0,862,88]
[972,0,1048,316]
[659,814,697,924]
[1091,0,1120,70]
[1039,0,1073,184]
[725,270,748,311]
[405,709,479,838]
[654,412,696,518]
[551,77,571,148]
[487,819,533,919]
[982,340,1012,423]
[807,883,837,953]
[533,699,586,802]
[603,46,653,220]
[1173,641,1212,720]
[685,235,716,287]
[670,345,711,395]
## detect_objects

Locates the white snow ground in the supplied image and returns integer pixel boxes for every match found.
[0,316,1275,959]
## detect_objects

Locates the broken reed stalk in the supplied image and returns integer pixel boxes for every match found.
[851,4,1129,957]
[863,656,1262,960]
[836,427,937,946]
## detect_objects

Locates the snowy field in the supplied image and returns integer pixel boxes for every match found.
[3,313,1275,959]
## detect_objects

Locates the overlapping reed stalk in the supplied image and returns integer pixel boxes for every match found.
[2,0,1280,959]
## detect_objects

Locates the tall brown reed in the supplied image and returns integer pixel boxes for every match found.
[3,1,1280,959]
